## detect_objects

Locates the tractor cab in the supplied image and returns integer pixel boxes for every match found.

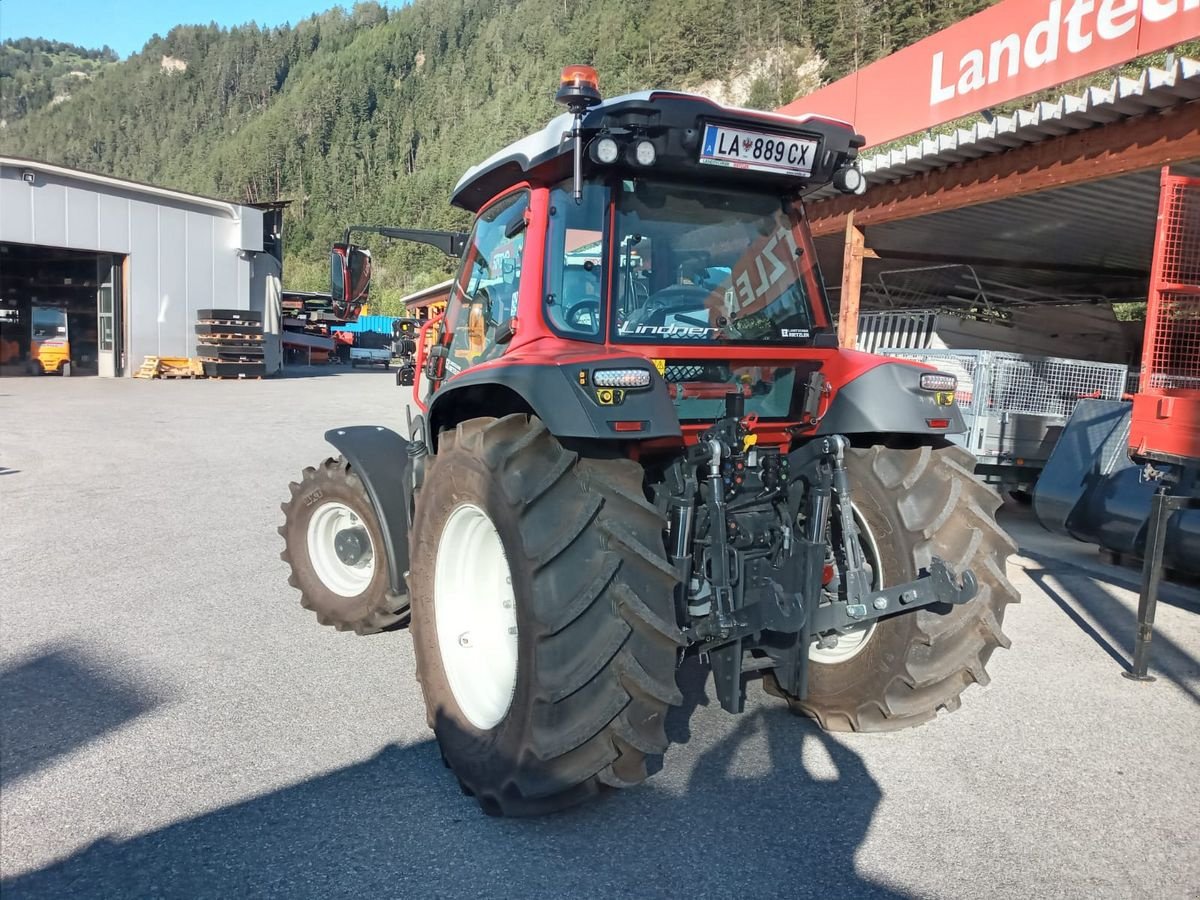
[399,67,884,444]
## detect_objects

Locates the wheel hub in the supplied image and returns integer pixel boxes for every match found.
[433,503,519,731]
[333,526,371,566]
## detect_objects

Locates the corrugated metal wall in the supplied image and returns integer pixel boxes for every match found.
[0,163,264,373]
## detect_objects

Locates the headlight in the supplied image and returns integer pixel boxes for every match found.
[593,368,651,389]
[919,372,957,392]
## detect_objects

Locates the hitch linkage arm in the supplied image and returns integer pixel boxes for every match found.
[815,434,977,634]
[810,558,978,634]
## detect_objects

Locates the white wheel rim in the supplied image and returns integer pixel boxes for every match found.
[810,507,882,665]
[306,501,376,597]
[434,503,519,731]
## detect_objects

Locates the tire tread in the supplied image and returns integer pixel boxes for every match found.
[790,444,1018,732]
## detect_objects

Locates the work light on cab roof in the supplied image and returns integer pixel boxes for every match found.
[451,65,871,211]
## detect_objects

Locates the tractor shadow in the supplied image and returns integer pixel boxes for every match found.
[3,658,903,898]
[0,644,166,789]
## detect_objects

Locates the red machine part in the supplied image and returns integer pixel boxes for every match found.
[1130,168,1200,464]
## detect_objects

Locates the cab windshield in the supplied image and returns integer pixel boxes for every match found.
[32,307,67,340]
[611,179,830,344]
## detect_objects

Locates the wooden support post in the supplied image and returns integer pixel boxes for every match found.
[838,212,865,350]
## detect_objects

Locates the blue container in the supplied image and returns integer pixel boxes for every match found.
[331,315,397,335]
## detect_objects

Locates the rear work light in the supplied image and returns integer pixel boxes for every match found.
[593,137,620,164]
[833,166,866,195]
[593,368,651,389]
[919,372,957,392]
[633,140,656,167]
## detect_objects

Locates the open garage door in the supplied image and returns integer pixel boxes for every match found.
[0,244,124,377]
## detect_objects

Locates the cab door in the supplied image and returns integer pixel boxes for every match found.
[434,191,528,387]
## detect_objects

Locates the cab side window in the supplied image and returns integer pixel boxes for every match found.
[445,191,528,373]
[544,183,607,339]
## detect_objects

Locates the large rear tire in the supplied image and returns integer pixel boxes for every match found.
[279,457,409,634]
[768,444,1019,731]
[408,414,683,816]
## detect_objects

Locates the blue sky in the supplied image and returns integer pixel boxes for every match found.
[0,1,391,57]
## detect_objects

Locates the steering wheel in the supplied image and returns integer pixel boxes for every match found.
[564,299,601,332]
[644,284,710,310]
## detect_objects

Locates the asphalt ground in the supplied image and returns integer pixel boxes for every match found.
[1,370,1198,899]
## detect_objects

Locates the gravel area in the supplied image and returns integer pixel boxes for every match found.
[1,371,1197,899]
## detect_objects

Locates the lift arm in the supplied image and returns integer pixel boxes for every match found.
[341,225,470,258]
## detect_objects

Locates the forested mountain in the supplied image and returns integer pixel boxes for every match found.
[0,38,117,124]
[0,0,991,306]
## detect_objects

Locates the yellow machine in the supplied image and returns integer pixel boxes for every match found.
[30,305,70,375]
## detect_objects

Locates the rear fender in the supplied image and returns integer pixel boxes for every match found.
[427,361,681,447]
[324,426,413,597]
[816,361,966,437]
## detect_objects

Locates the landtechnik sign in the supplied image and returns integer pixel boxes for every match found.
[780,0,1200,146]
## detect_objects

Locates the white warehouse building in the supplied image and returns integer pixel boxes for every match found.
[0,157,282,377]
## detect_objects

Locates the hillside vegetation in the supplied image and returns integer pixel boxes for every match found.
[0,38,117,124]
[1,0,992,308]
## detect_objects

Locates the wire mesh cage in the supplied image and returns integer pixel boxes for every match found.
[881,348,1127,471]
[986,354,1129,418]
[1132,168,1200,463]
[884,349,1127,418]
[1142,175,1200,394]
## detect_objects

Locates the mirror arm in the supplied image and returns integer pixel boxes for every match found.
[342,225,471,257]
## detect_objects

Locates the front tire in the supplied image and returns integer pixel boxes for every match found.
[408,415,683,816]
[769,444,1019,731]
[279,457,409,634]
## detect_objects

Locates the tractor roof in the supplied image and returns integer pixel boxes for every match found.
[450,90,863,213]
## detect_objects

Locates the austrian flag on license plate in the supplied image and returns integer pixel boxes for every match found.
[699,124,816,176]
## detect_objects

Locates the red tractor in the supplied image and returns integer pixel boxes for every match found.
[281,67,1019,816]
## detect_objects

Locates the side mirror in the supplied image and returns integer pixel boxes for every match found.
[330,243,372,321]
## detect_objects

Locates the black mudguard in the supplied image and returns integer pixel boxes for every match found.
[428,359,682,445]
[815,361,966,436]
[324,425,413,598]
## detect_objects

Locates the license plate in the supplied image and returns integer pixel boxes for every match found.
[699,124,817,176]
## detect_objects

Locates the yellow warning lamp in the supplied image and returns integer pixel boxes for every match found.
[555,65,602,108]
[554,65,603,204]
